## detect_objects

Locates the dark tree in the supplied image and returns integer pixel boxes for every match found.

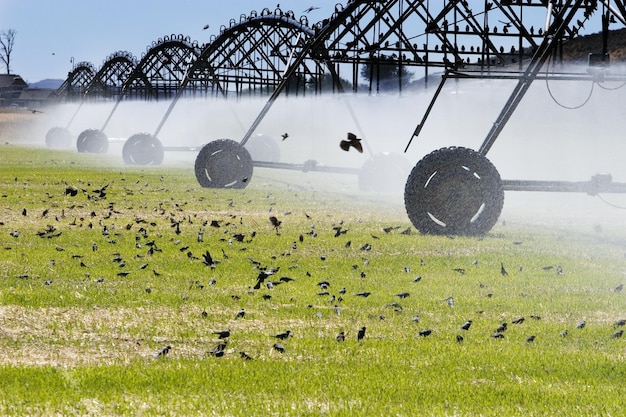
[360,55,413,91]
[304,72,352,92]
[0,29,17,74]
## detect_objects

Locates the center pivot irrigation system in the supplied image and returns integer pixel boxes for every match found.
[48,0,626,236]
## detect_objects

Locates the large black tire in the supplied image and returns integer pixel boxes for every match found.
[404,147,504,236]
[245,134,280,162]
[194,139,253,189]
[122,133,164,165]
[45,127,73,149]
[358,152,412,193]
[76,129,109,153]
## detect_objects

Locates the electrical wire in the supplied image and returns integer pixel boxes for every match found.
[545,56,595,110]
[596,79,626,91]
[596,193,626,210]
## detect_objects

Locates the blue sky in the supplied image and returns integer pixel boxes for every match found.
[0,0,338,84]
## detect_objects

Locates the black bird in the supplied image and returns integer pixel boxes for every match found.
[336,331,345,342]
[613,319,626,327]
[496,323,508,333]
[418,329,432,337]
[500,262,508,276]
[456,335,464,343]
[615,284,624,292]
[576,320,586,329]
[274,330,292,340]
[235,308,245,319]
[155,345,171,358]
[395,292,410,299]
[357,326,367,341]
[512,317,525,325]
[339,132,363,153]
[281,133,289,141]
[254,271,273,290]
[273,343,286,353]
[526,335,536,343]
[304,6,320,13]
[269,216,282,228]
[202,250,216,267]
[612,330,624,338]
[202,24,210,30]
[239,351,253,360]
[491,332,505,339]
[213,329,231,339]
[460,320,472,331]
[209,341,227,357]
[355,291,371,298]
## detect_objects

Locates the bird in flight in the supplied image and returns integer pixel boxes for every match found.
[202,24,210,30]
[340,132,363,153]
[304,6,320,13]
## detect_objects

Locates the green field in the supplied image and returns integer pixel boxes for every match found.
[0,143,625,416]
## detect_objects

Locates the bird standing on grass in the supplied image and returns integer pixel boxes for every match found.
[212,329,231,339]
[155,345,171,358]
[357,326,366,341]
[274,330,292,340]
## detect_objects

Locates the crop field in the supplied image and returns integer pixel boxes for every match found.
[1,133,625,415]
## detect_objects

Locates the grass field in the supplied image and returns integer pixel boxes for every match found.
[0,139,625,416]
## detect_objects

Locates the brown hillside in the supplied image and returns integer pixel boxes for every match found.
[562,28,626,62]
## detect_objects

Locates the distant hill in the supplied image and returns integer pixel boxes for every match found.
[562,28,626,62]
[28,79,64,89]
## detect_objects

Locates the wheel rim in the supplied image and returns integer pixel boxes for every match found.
[358,153,412,193]
[122,134,164,165]
[404,147,503,236]
[76,129,108,153]
[45,127,73,149]
[194,139,253,189]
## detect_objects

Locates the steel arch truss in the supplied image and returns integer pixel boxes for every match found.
[58,62,97,99]
[121,34,203,100]
[307,0,611,92]
[84,51,137,100]
[188,8,324,97]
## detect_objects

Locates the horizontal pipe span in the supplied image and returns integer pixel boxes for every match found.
[253,160,360,175]
[162,146,203,152]
[502,177,626,195]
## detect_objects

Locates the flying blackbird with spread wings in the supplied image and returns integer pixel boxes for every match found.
[340,132,363,153]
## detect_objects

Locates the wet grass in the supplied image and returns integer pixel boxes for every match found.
[0,144,625,416]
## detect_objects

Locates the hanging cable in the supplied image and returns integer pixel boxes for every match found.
[596,79,626,91]
[545,55,595,110]
[596,193,626,210]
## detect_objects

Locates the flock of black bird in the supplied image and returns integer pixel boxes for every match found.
[4,180,625,363]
